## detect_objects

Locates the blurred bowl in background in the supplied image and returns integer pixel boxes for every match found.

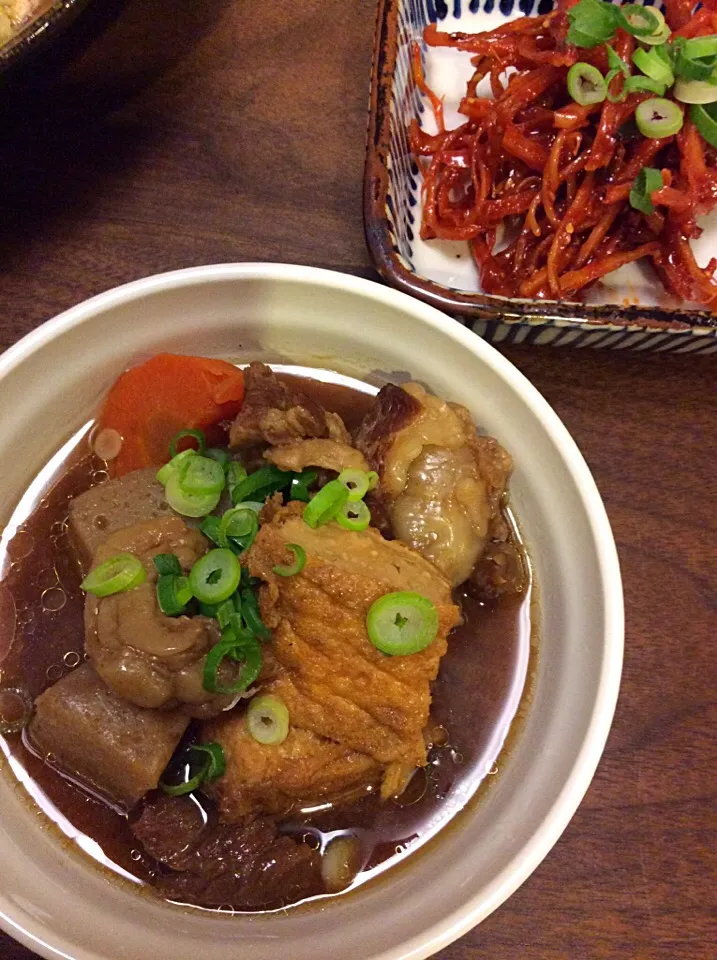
[0,0,93,73]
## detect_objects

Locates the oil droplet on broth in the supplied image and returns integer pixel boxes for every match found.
[41,587,66,613]
[6,530,33,562]
[63,651,81,668]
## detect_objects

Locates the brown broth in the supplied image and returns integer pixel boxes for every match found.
[0,369,535,910]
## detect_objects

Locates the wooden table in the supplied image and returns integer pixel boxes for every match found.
[0,2,714,958]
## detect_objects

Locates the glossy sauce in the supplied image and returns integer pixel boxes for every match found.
[0,370,536,909]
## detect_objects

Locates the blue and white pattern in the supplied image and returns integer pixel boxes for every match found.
[381,0,717,352]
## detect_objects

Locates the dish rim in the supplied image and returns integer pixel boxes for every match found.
[0,262,624,960]
[0,0,93,72]
[364,0,717,335]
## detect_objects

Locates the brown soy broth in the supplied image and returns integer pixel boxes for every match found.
[0,370,534,908]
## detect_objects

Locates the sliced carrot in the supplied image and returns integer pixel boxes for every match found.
[99,354,245,477]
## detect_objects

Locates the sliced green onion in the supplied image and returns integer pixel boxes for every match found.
[153,553,181,576]
[566,0,621,48]
[160,742,225,796]
[635,97,684,138]
[202,632,262,694]
[674,78,717,104]
[247,694,290,745]
[189,548,241,604]
[690,100,717,148]
[165,471,221,518]
[633,46,674,87]
[218,505,259,550]
[366,591,439,657]
[240,587,271,639]
[157,574,192,616]
[199,599,222,618]
[641,23,671,46]
[81,553,146,597]
[180,456,226,496]
[673,36,717,82]
[226,461,248,494]
[199,515,222,545]
[205,447,230,466]
[156,449,197,486]
[272,543,307,577]
[629,166,664,215]
[215,597,239,629]
[568,62,607,105]
[168,428,206,459]
[231,465,292,505]
[366,470,379,491]
[338,469,371,503]
[303,479,349,529]
[619,4,660,38]
[336,499,371,533]
[289,468,319,502]
[624,75,667,96]
[606,45,630,76]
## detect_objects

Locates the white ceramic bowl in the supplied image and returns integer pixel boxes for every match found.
[0,264,623,960]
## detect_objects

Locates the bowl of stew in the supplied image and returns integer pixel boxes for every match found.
[0,263,623,960]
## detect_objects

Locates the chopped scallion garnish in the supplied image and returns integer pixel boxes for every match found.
[271,543,307,577]
[303,479,349,529]
[366,591,439,657]
[81,553,146,597]
[160,742,226,796]
[168,428,206,459]
[246,694,290,745]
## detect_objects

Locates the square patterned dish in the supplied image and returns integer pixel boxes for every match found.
[365,0,717,352]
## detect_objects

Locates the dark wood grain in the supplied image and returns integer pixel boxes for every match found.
[0,2,715,959]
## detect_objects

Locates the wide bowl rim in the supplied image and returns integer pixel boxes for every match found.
[0,262,624,960]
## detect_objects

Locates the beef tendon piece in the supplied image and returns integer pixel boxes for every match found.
[84,516,235,718]
[69,467,176,565]
[354,382,513,586]
[265,438,369,475]
[28,664,188,811]
[230,502,459,803]
[229,362,350,449]
[203,714,380,819]
[132,793,323,909]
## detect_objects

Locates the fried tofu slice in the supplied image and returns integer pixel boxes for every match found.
[204,716,379,818]
[207,503,459,818]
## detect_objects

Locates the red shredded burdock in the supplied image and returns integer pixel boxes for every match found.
[410,0,717,305]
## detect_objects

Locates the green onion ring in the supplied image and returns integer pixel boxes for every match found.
[168,428,206,459]
[567,62,608,105]
[335,499,371,533]
[619,4,660,38]
[289,468,319,502]
[366,591,439,657]
[303,479,349,529]
[202,633,262,694]
[338,468,371,502]
[160,742,226,796]
[180,456,226,496]
[188,549,242,605]
[272,543,307,577]
[366,470,379,491]
[632,46,674,87]
[635,97,684,138]
[81,553,146,597]
[246,694,290,745]
[156,449,197,487]
[218,506,259,550]
[164,472,222,518]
